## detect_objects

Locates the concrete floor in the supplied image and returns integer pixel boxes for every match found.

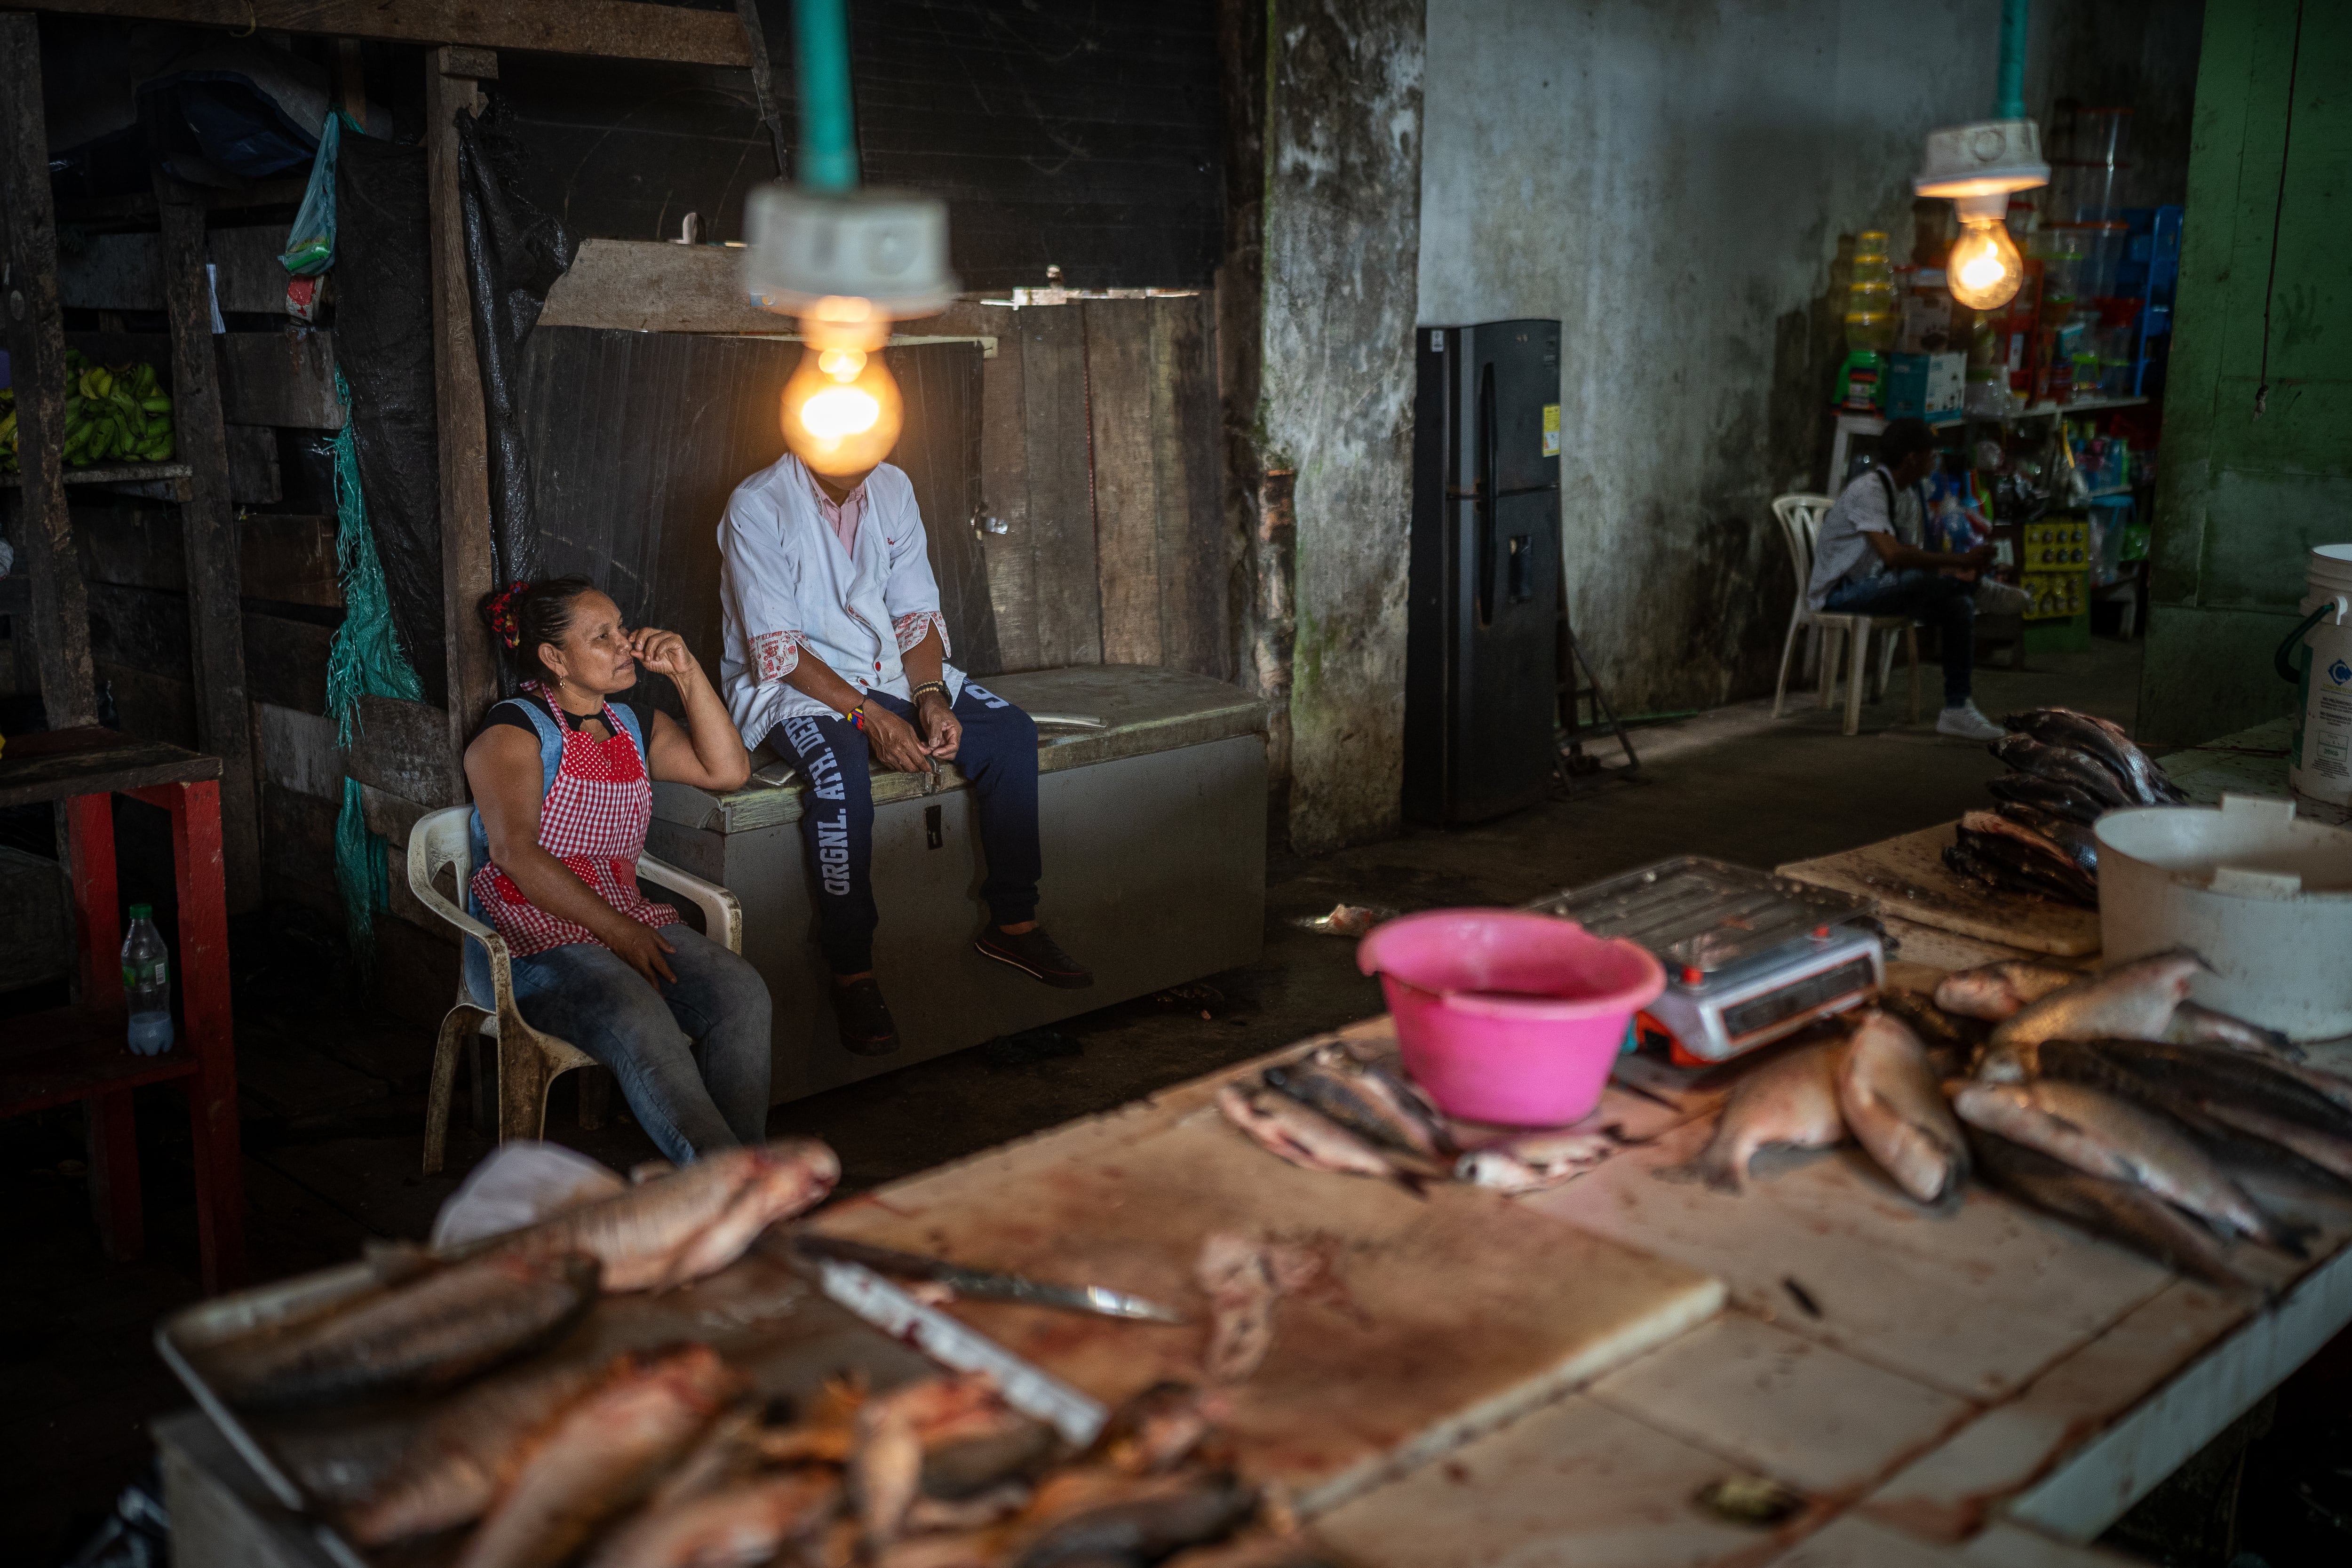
[0,637,2151,1561]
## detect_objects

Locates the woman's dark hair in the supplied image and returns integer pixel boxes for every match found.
[479,577,599,690]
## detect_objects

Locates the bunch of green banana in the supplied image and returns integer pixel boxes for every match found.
[57,348,175,469]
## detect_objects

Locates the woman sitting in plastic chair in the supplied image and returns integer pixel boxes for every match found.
[465,578,764,1162]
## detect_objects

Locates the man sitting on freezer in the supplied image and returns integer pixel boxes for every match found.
[1808,416,2007,742]
[716,453,1092,1056]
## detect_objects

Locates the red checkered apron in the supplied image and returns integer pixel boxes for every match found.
[471,685,680,958]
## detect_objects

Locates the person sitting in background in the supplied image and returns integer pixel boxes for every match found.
[1808,416,2006,741]
[464,579,765,1163]
[717,453,1091,1059]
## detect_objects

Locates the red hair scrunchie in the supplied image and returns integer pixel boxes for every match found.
[487,581,530,649]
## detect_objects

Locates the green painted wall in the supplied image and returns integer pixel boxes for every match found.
[2142,0,2352,744]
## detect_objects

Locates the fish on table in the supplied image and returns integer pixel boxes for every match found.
[453,1344,746,1568]
[493,1139,840,1293]
[1454,1127,1620,1194]
[1985,771,2111,827]
[1932,960,2085,1022]
[2027,1039,2352,1195]
[584,1468,840,1568]
[1837,1010,1969,1204]
[1987,733,2131,809]
[1003,1466,1260,1568]
[342,1353,621,1545]
[1963,1125,2255,1291]
[1950,1079,2307,1254]
[207,1249,601,1410]
[1215,1082,1428,1194]
[2002,708,2187,806]
[1669,1034,1850,1194]
[1979,951,2209,1075]
[1261,1049,1453,1167]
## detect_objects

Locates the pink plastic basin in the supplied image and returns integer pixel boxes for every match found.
[1357,908,1665,1127]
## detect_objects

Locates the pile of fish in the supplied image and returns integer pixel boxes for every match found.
[1686,950,2352,1292]
[1216,1041,1619,1197]
[344,1361,1334,1568]
[208,1141,841,1409]
[1945,708,2187,908]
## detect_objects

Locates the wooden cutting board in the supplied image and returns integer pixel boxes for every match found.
[1778,820,2102,957]
[809,1104,1724,1515]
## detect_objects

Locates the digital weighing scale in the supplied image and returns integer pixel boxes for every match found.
[1526,857,1883,1065]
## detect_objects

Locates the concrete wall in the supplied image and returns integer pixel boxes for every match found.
[2139,0,2352,745]
[1412,0,2202,719]
[1234,0,1428,855]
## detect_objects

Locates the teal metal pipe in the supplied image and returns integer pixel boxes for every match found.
[795,0,859,192]
[1995,0,2028,120]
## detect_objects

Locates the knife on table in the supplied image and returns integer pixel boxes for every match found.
[790,1233,1186,1324]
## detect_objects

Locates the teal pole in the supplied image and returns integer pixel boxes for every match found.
[795,0,859,192]
[1995,0,2028,119]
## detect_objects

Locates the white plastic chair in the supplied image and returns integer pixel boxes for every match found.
[405,805,744,1175]
[1771,493,1921,736]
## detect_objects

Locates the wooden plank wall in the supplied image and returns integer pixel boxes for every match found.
[979,293,1231,683]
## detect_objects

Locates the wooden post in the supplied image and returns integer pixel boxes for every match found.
[154,175,263,911]
[429,47,500,796]
[0,13,98,726]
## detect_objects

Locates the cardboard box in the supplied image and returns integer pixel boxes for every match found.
[1899,289,1955,352]
[1884,352,1965,419]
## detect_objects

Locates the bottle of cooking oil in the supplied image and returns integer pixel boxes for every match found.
[1838,231,1898,410]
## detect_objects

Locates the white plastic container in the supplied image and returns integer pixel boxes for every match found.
[2285,543,2352,810]
[2096,793,2352,1040]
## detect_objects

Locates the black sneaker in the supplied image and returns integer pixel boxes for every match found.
[974,925,1094,989]
[831,977,901,1055]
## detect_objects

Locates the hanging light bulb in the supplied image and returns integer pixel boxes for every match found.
[779,296,905,477]
[1948,213,2026,310]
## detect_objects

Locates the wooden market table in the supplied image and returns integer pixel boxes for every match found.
[0,726,244,1289]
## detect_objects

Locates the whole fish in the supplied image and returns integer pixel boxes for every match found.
[1956,813,2097,904]
[2032,1040,2352,1197]
[907,1481,1033,1533]
[1994,805,2101,880]
[497,1140,840,1292]
[1988,734,2130,808]
[455,1344,745,1568]
[1945,832,2093,906]
[1964,1127,2250,1290]
[1215,1083,1425,1194]
[1950,1081,2304,1253]
[1455,1129,1618,1194]
[854,1376,1012,1544]
[1874,988,1986,1075]
[1837,1011,1969,1204]
[1673,1036,1849,1194]
[1009,1469,1258,1568]
[2004,708,2186,805]
[343,1354,620,1545]
[1981,951,2209,1074]
[210,1250,601,1409]
[1985,772,2110,825]
[2074,1038,2352,1144]
[2198,1101,2352,1182]
[584,1470,841,1568]
[2165,1002,2305,1063]
[1263,1052,1451,1165]
[1933,960,2084,1022]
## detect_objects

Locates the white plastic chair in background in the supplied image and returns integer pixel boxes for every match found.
[405,806,744,1175]
[1770,493,1921,736]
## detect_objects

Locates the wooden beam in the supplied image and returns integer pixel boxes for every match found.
[156,176,262,912]
[0,13,99,726]
[22,0,752,67]
[429,48,500,802]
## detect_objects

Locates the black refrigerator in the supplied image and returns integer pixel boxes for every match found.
[1403,319,1563,826]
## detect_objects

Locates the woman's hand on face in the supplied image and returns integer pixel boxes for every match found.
[610,920,678,987]
[629,628,696,680]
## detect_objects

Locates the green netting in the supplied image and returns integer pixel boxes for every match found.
[326,366,424,978]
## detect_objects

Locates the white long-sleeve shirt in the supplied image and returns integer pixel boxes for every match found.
[717,454,962,750]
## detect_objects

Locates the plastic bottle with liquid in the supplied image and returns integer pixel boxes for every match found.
[123,904,174,1056]
[1838,231,1898,410]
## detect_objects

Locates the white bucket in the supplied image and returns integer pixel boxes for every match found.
[2096,793,2352,1040]
[2286,543,2352,810]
